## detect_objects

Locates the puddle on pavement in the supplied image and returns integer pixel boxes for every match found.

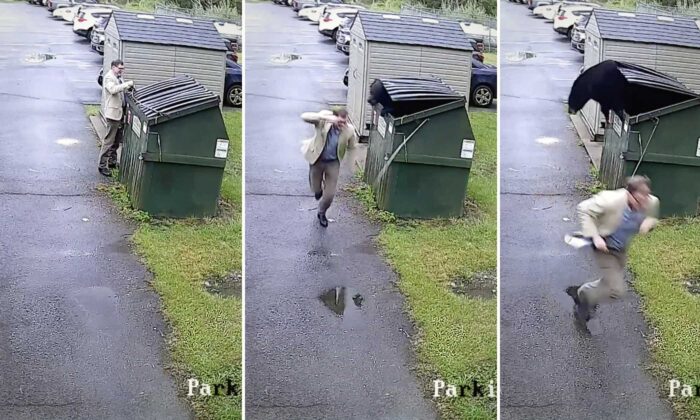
[56,138,80,147]
[536,136,560,145]
[505,51,537,62]
[319,287,363,317]
[25,53,56,63]
[204,272,242,298]
[685,277,700,295]
[451,270,496,299]
[270,53,302,64]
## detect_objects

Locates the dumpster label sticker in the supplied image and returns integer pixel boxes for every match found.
[377,117,387,138]
[215,139,229,159]
[696,138,700,157]
[132,115,141,138]
[461,139,475,159]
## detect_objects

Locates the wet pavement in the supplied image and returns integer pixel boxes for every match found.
[499,2,673,419]
[0,3,190,418]
[244,2,436,419]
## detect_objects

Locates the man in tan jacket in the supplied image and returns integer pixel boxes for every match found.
[99,59,134,176]
[566,175,660,323]
[300,108,357,227]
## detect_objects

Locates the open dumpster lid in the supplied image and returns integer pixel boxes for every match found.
[131,75,220,121]
[369,77,465,118]
[568,60,698,120]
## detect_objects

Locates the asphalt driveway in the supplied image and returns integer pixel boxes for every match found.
[0,3,190,418]
[244,2,436,419]
[499,2,673,419]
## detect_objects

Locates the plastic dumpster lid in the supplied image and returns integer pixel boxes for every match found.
[131,75,220,121]
[374,77,463,102]
[368,77,465,118]
[568,60,698,120]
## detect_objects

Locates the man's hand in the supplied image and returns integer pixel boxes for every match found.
[639,217,656,234]
[593,235,608,252]
[322,115,340,124]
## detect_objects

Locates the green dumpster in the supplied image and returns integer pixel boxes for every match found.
[363,77,475,219]
[600,95,700,218]
[120,75,229,218]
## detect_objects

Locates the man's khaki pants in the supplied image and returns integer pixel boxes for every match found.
[309,159,340,215]
[99,118,122,170]
[578,249,628,306]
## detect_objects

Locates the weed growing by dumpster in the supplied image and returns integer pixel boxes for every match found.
[350,112,497,419]
[97,110,242,419]
[628,217,700,420]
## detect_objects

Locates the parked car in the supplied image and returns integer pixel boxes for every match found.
[553,7,591,39]
[570,13,590,53]
[471,58,497,107]
[537,1,599,21]
[53,1,99,22]
[528,0,553,10]
[47,0,72,12]
[90,17,107,54]
[301,3,363,23]
[225,59,242,107]
[292,0,341,13]
[335,16,353,54]
[73,8,112,39]
[318,8,359,40]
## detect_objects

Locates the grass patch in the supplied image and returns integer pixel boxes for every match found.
[99,110,242,419]
[85,104,100,118]
[575,164,605,196]
[629,218,700,420]
[350,112,497,419]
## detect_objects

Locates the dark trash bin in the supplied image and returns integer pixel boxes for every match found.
[364,77,476,219]
[120,75,229,218]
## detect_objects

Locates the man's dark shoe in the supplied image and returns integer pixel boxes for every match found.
[565,286,581,305]
[314,191,323,201]
[98,167,111,177]
[317,212,328,228]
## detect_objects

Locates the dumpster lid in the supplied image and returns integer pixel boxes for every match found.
[567,60,698,120]
[131,75,220,121]
[368,77,465,118]
[373,77,463,101]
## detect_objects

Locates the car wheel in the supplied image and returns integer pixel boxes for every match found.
[567,27,573,39]
[471,84,493,107]
[343,74,348,87]
[226,83,242,107]
[331,28,338,41]
[86,28,92,40]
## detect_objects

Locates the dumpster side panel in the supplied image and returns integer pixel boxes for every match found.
[152,108,228,158]
[385,162,468,219]
[138,162,222,218]
[623,160,700,217]
[621,106,700,217]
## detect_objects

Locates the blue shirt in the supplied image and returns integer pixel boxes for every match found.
[605,206,645,251]
[320,126,340,162]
